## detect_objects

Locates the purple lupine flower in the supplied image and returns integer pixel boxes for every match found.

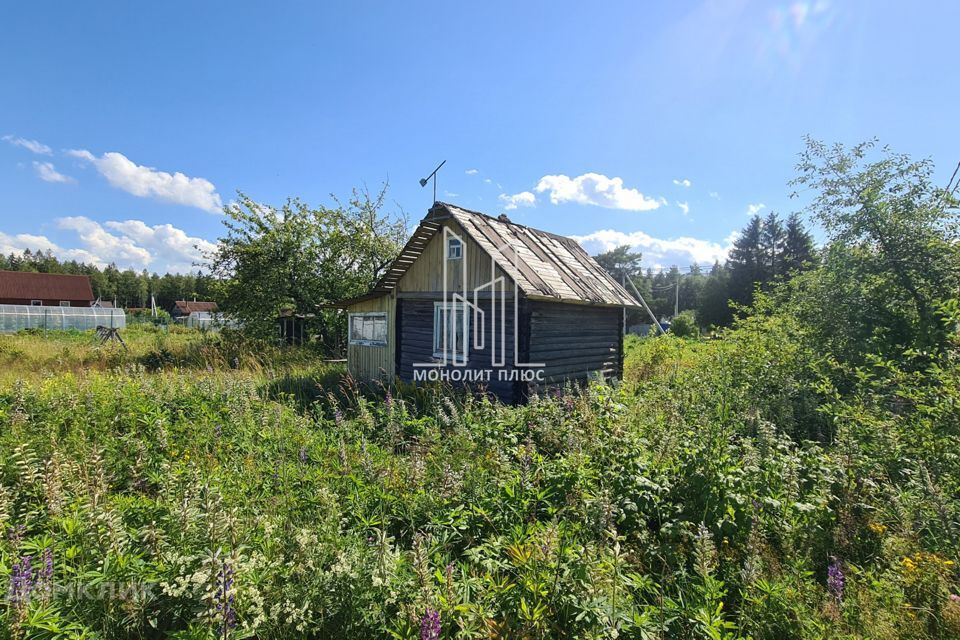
[420,608,441,640]
[298,446,308,465]
[214,424,222,438]
[385,388,394,413]
[827,556,845,601]
[215,559,237,638]
[9,555,34,606]
[334,407,344,427]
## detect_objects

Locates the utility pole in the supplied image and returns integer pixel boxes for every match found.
[674,267,680,317]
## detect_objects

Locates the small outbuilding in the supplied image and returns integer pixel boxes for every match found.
[171,300,219,319]
[334,202,640,403]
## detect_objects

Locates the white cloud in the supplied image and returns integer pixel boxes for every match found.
[67,149,222,213]
[484,178,492,184]
[32,161,75,184]
[709,191,721,200]
[103,219,217,272]
[535,173,662,211]
[444,191,459,198]
[0,231,100,265]
[498,191,536,211]
[3,135,52,155]
[570,228,734,267]
[465,168,479,175]
[57,217,154,267]
[676,201,690,215]
[746,202,766,216]
[0,217,214,273]
[672,178,692,188]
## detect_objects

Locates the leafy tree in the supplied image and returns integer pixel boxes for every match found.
[594,245,643,282]
[789,138,960,363]
[208,186,407,343]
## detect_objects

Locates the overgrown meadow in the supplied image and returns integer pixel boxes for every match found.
[1,313,959,639]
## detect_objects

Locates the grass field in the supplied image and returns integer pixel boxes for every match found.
[2,322,959,639]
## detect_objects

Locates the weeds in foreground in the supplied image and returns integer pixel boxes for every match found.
[1,318,959,638]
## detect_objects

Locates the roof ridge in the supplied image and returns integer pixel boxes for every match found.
[435,202,577,243]
[0,270,92,278]
[335,202,641,308]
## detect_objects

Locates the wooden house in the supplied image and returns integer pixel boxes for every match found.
[335,203,640,403]
[171,300,218,320]
[0,271,95,307]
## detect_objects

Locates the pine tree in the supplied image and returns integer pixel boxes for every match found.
[782,212,817,274]
[760,212,786,279]
[727,215,764,306]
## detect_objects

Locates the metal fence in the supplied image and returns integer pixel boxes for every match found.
[0,304,126,333]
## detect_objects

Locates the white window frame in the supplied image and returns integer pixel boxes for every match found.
[348,312,388,347]
[59,301,71,307]
[30,300,42,306]
[433,301,470,361]
[447,237,463,260]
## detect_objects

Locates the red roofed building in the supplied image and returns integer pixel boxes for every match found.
[0,271,95,307]
[171,300,218,319]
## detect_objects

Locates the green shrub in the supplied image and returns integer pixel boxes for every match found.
[669,309,700,338]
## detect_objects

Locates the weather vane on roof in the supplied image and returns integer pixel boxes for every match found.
[419,159,446,204]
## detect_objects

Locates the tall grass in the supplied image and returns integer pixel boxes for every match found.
[1,321,958,639]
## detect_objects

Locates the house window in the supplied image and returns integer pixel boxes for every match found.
[59,301,71,307]
[349,312,388,347]
[433,302,470,361]
[447,237,462,260]
[30,300,42,306]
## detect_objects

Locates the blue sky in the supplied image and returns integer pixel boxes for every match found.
[1,1,957,273]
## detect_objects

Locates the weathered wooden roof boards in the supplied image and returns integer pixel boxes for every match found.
[347,202,639,308]
[339,203,640,401]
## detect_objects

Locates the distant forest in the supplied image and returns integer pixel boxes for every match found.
[595,211,817,329]
[1,210,815,328]
[0,251,216,311]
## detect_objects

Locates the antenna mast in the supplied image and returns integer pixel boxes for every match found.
[419,160,447,203]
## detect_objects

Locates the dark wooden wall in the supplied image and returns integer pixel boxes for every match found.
[528,301,622,385]
[397,297,518,402]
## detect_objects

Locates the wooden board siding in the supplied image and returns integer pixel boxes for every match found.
[528,301,622,385]
[397,219,514,296]
[397,297,518,403]
[346,294,396,382]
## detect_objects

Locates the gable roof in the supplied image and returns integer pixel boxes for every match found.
[173,300,218,315]
[0,270,94,301]
[349,202,639,307]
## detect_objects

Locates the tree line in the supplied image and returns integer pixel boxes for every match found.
[595,210,817,330]
[0,250,216,311]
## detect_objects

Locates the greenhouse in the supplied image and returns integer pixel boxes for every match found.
[0,304,126,333]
